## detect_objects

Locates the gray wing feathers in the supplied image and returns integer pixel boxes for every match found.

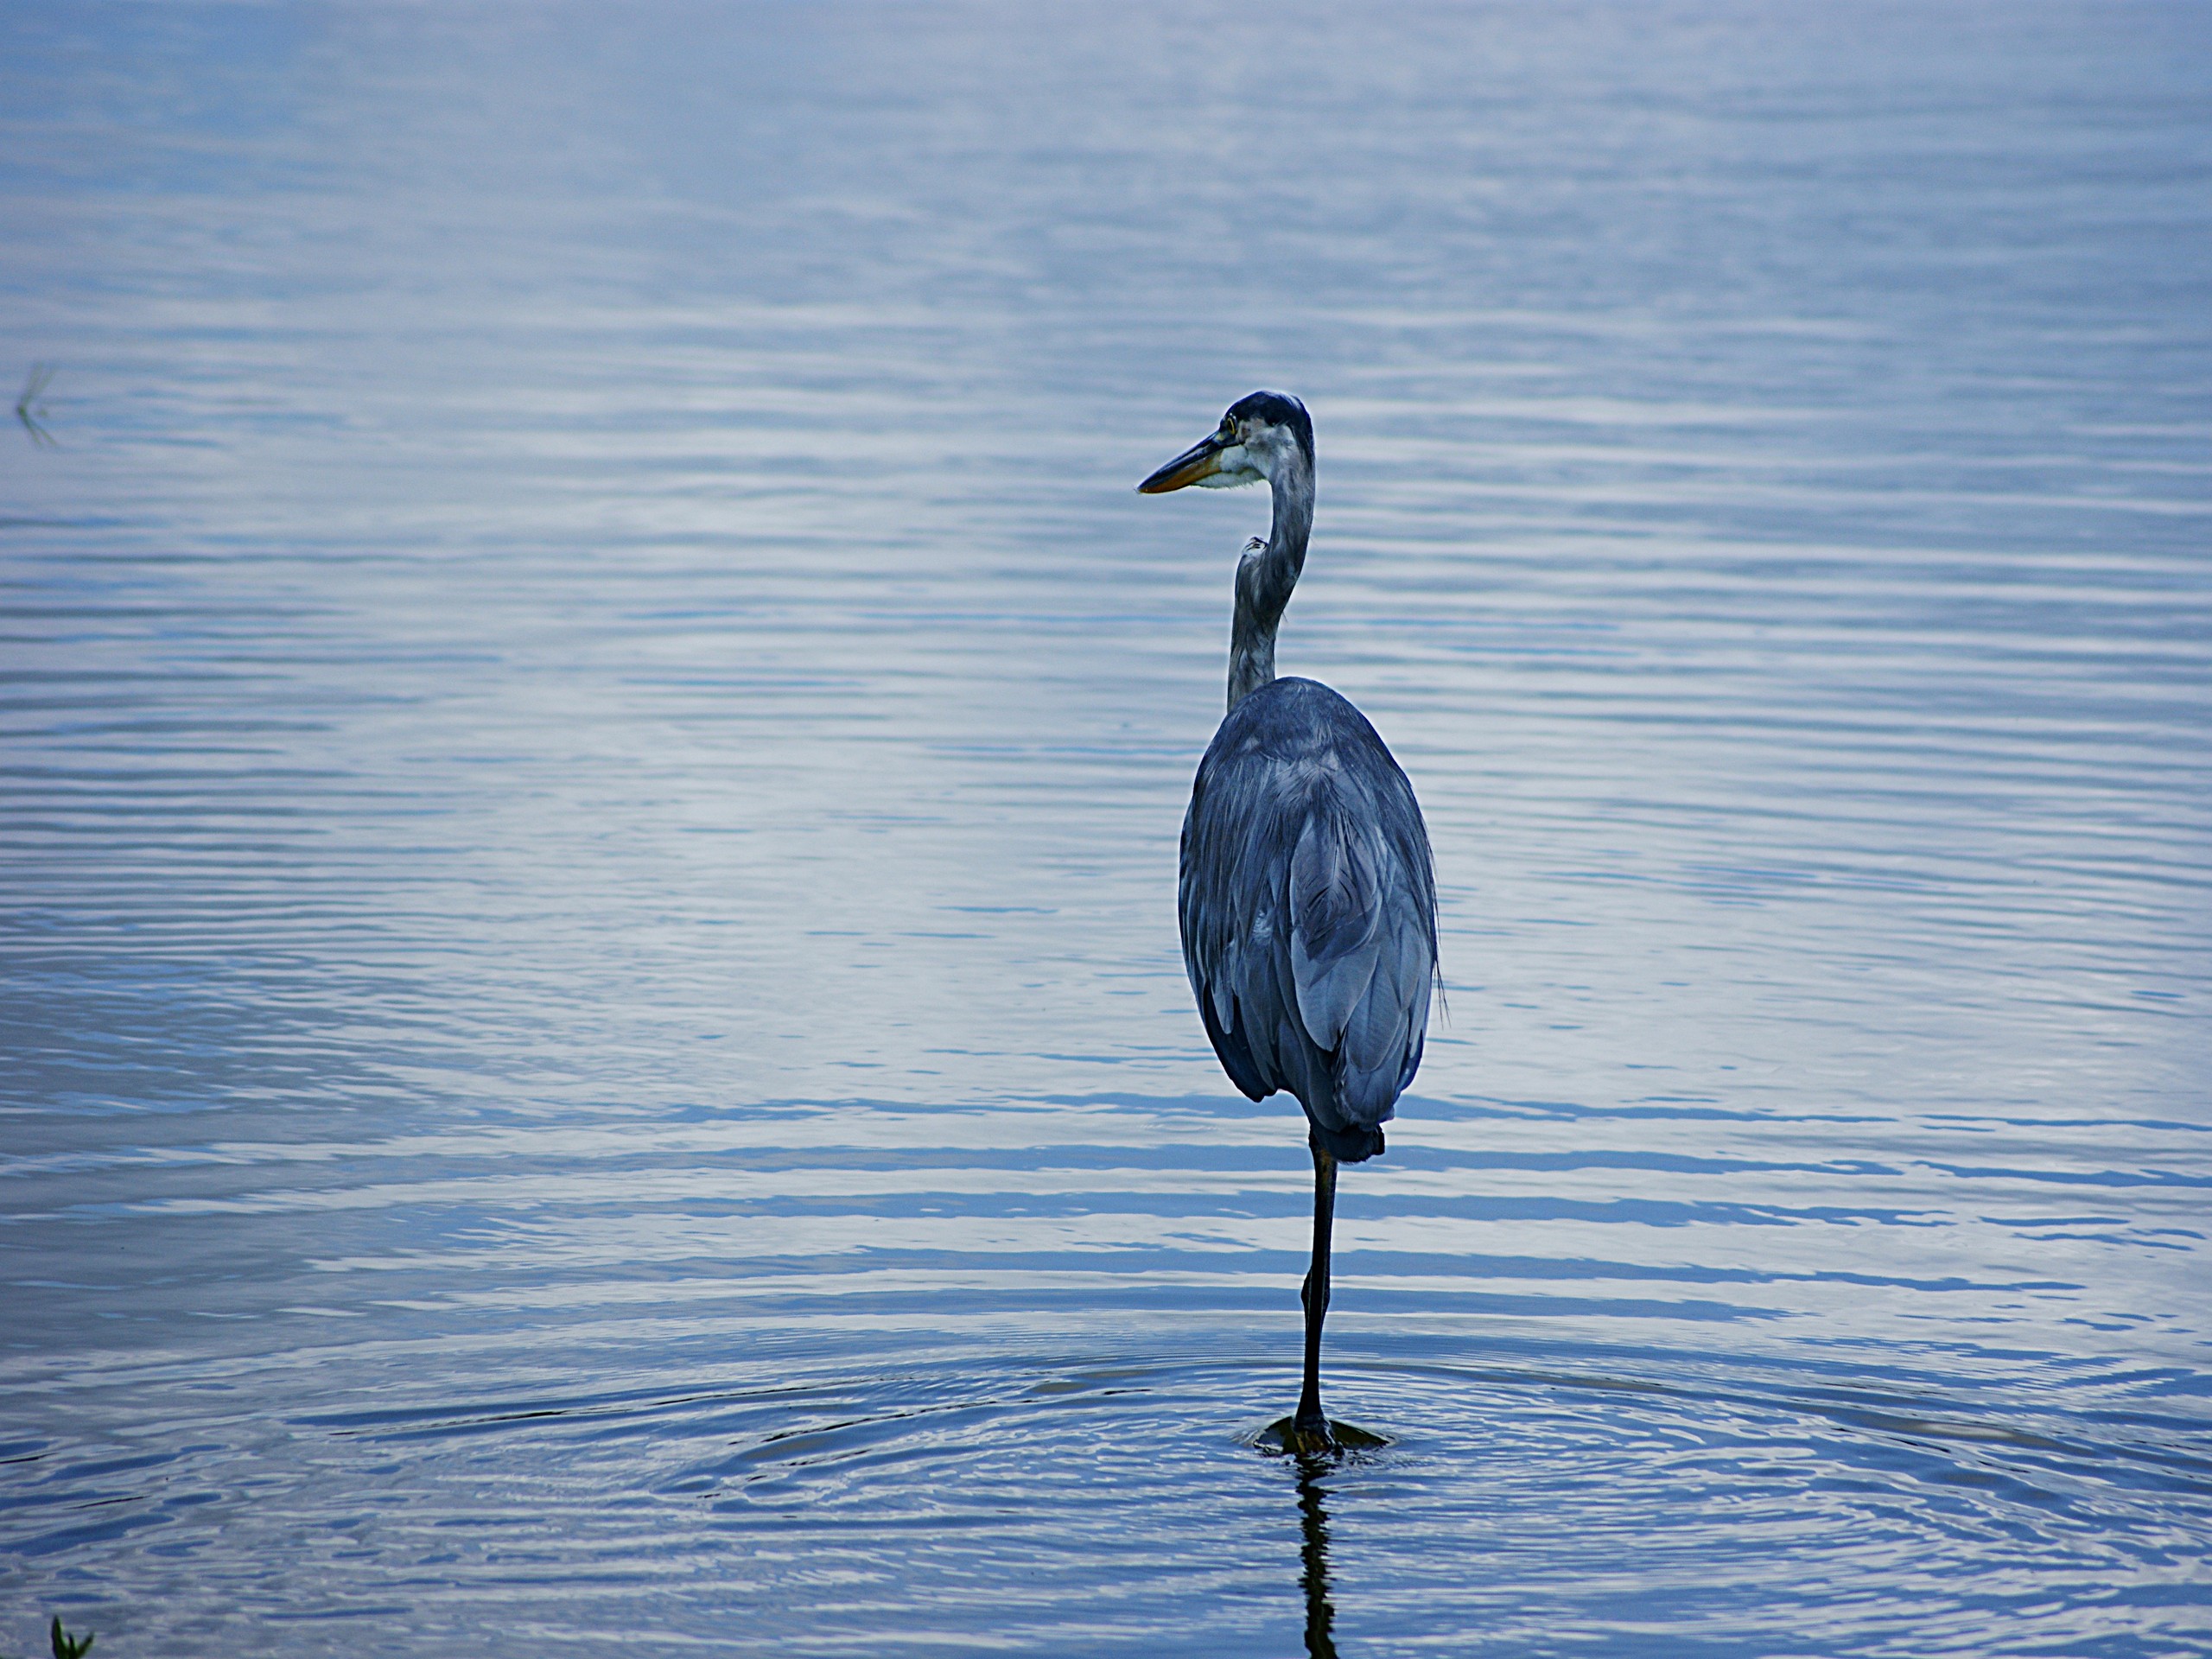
[1179,679,1437,1146]
[1287,807,1383,1050]
[1287,780,1433,1122]
[1337,868,1432,1114]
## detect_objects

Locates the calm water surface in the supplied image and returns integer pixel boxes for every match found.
[3,3,2209,1653]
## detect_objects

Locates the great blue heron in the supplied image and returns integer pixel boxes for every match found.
[1140,391,1438,1454]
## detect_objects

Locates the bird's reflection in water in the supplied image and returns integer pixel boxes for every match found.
[1293,1452,1340,1659]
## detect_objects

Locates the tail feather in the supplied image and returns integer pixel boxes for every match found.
[1312,1118,1386,1163]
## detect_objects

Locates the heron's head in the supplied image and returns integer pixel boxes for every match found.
[1138,391,1313,494]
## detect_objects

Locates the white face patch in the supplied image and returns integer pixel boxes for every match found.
[1195,442,1265,488]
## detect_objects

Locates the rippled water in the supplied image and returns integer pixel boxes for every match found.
[4,3,2210,1654]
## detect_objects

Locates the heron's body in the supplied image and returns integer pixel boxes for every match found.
[1181,676,1434,1165]
[1140,391,1438,1452]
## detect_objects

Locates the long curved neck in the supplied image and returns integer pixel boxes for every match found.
[1228,449,1314,712]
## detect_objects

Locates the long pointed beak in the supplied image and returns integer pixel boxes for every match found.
[1138,432,1229,494]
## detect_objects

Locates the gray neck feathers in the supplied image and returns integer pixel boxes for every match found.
[1227,447,1314,713]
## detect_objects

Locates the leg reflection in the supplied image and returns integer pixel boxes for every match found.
[1294,1452,1338,1659]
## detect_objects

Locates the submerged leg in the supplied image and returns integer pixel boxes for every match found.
[1293,1136,1338,1448]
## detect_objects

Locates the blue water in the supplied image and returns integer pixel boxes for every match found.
[3,3,2209,1653]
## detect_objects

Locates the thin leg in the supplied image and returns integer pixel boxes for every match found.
[1294,1135,1338,1446]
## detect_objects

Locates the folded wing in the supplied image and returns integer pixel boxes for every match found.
[1179,678,1437,1160]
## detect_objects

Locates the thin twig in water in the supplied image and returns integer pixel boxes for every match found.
[16,363,56,448]
[1,1612,95,1659]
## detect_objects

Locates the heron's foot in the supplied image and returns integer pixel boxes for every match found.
[1257,1414,1389,1457]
